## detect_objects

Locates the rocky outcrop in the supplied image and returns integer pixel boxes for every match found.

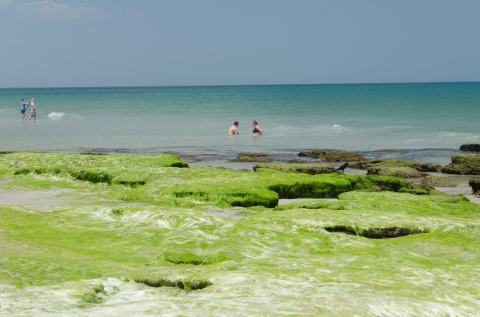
[234,153,274,163]
[298,150,365,162]
[460,144,480,152]
[352,159,441,178]
[349,160,383,169]
[254,163,335,175]
[442,155,480,175]
[287,159,319,164]
[469,179,480,194]
[367,165,427,178]
[410,162,442,173]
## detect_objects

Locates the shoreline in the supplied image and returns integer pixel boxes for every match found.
[0,146,463,165]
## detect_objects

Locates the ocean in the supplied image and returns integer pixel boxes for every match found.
[1,82,479,163]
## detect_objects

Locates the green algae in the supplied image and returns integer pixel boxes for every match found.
[0,153,428,208]
[254,163,335,174]
[135,278,212,291]
[80,284,106,305]
[0,152,479,315]
[442,154,480,175]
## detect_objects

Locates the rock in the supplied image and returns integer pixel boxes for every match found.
[254,163,335,175]
[287,159,320,164]
[460,144,480,152]
[442,155,480,175]
[234,153,273,163]
[298,150,365,162]
[419,174,471,188]
[469,179,480,194]
[360,159,439,178]
[410,162,442,173]
[349,160,384,170]
[367,165,427,178]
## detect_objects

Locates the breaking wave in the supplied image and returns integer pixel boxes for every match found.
[47,112,67,120]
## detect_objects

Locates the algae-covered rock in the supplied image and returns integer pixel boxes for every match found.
[298,149,365,162]
[460,144,480,152]
[352,159,441,173]
[442,155,480,175]
[254,163,335,175]
[367,165,426,178]
[287,158,320,164]
[2,151,480,315]
[470,179,480,194]
[233,152,273,162]
[365,160,431,178]
[0,152,429,209]
[410,162,442,173]
[349,160,383,169]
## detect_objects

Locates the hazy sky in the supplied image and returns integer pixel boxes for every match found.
[1,0,479,87]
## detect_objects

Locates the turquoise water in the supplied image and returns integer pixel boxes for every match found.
[0,83,479,158]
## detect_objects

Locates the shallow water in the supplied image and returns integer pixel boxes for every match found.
[1,83,479,162]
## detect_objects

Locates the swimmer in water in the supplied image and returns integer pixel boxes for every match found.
[228,121,240,135]
[252,120,263,135]
[20,98,29,120]
[29,98,37,122]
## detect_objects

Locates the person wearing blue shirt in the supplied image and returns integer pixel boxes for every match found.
[20,98,29,120]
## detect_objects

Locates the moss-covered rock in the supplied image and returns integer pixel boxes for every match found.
[287,158,320,164]
[367,165,426,178]
[233,152,274,162]
[353,159,441,174]
[349,160,383,169]
[360,159,442,178]
[298,150,365,162]
[1,153,479,315]
[442,155,480,175]
[253,163,335,175]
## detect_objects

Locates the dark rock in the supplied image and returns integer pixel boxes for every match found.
[469,179,480,194]
[233,152,273,163]
[349,160,384,170]
[298,150,365,162]
[324,225,428,239]
[287,159,319,164]
[80,152,108,155]
[254,163,335,175]
[335,162,349,172]
[460,144,480,152]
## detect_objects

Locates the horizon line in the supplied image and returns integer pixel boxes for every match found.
[1,80,479,90]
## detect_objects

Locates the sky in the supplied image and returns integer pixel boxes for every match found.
[0,0,479,88]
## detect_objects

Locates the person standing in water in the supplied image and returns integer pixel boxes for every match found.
[29,98,37,122]
[228,121,240,135]
[20,98,29,120]
[252,120,263,135]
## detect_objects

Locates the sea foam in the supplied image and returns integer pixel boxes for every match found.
[47,112,67,120]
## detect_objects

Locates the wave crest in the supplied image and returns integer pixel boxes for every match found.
[47,112,67,120]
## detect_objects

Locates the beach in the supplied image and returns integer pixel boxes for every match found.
[0,149,480,316]
[1,84,480,316]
